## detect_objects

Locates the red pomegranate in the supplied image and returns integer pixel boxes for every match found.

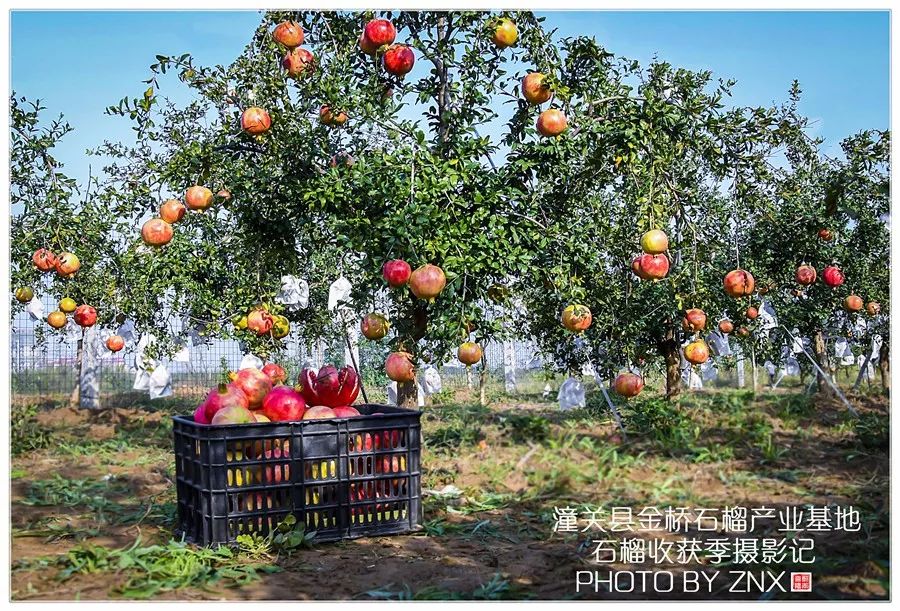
[32,248,57,272]
[106,335,125,352]
[247,309,274,335]
[241,107,272,135]
[385,352,415,382]
[746,306,759,320]
[282,47,315,78]
[822,265,845,288]
[409,264,447,300]
[319,105,348,126]
[723,269,755,297]
[261,385,307,422]
[160,199,186,224]
[681,308,707,333]
[842,295,862,312]
[561,304,592,332]
[364,18,396,48]
[193,401,211,425]
[203,383,250,421]
[382,259,412,287]
[795,264,817,286]
[818,228,834,241]
[262,363,288,384]
[638,253,669,280]
[299,364,360,408]
[73,304,97,327]
[141,218,173,247]
[358,32,379,55]
[382,44,415,76]
[272,20,304,48]
[718,319,734,334]
[613,372,644,398]
[521,72,551,105]
[232,367,273,409]
[185,186,213,210]
[684,340,709,365]
[736,326,751,338]
[333,405,361,418]
[866,301,881,316]
[457,342,483,365]
[361,313,389,340]
[536,109,567,137]
[631,255,650,280]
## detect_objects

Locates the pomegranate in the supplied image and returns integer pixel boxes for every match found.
[319,105,348,126]
[843,295,863,312]
[382,44,415,76]
[211,404,256,426]
[272,20,304,48]
[333,405,361,418]
[185,186,213,210]
[409,264,447,300]
[561,304,592,332]
[241,107,272,135]
[299,364,360,408]
[723,269,755,297]
[521,72,551,105]
[613,372,644,398]
[866,301,881,316]
[457,342,483,365]
[303,406,337,420]
[106,335,125,352]
[32,248,57,272]
[492,18,518,48]
[247,309,274,335]
[718,319,734,334]
[536,109,567,137]
[361,313,390,340]
[141,218,174,247]
[640,229,668,254]
[261,385,307,422]
[818,228,834,241]
[822,265,845,288]
[260,446,291,483]
[262,363,288,384]
[159,199,186,223]
[638,253,669,280]
[329,152,355,168]
[746,306,759,320]
[55,252,80,278]
[232,367,273,409]
[382,259,412,287]
[47,311,67,329]
[683,340,709,365]
[358,32,379,55]
[681,308,707,333]
[217,189,232,202]
[795,264,817,286]
[282,47,314,78]
[271,315,290,339]
[193,402,211,425]
[364,18,396,48]
[385,352,415,382]
[73,304,97,327]
[736,326,751,338]
[59,298,76,313]
[203,383,250,421]
[631,255,650,280]
[15,287,33,303]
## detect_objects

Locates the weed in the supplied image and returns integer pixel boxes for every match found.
[852,412,888,450]
[498,413,551,444]
[11,404,51,457]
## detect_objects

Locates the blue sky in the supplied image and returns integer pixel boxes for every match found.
[10,10,889,184]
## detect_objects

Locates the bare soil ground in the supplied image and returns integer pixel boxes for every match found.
[9,386,889,601]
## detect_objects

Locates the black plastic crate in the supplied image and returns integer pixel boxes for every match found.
[172,403,422,546]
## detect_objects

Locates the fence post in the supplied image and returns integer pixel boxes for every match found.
[79,326,101,410]
[503,340,517,394]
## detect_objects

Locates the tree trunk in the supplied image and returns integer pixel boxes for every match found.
[813,330,833,396]
[397,380,417,408]
[879,341,890,394]
[659,328,681,400]
[750,345,758,392]
[68,337,83,407]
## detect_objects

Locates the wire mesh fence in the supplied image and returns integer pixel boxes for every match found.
[10,296,551,408]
